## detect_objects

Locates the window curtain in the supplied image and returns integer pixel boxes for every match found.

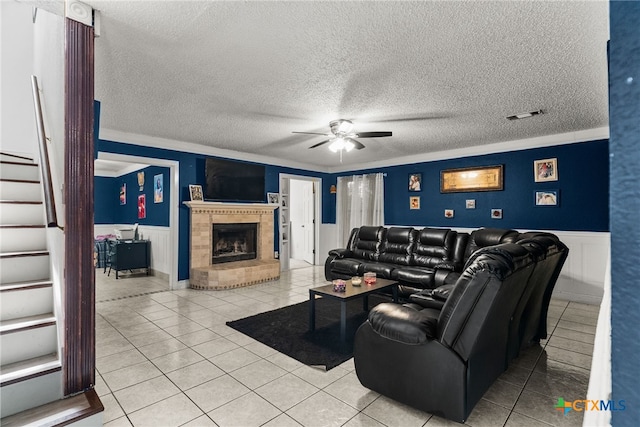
[336,173,385,246]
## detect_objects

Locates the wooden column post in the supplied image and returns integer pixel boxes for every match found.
[64,16,95,395]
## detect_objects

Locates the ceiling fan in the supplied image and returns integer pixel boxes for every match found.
[292,119,392,153]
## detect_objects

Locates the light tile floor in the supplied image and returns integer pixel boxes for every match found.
[95,265,599,427]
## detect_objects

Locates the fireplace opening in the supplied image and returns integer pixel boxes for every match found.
[212,223,257,264]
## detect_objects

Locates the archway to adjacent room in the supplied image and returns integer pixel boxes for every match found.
[95,152,180,293]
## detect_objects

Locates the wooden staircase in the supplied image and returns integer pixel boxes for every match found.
[0,152,103,424]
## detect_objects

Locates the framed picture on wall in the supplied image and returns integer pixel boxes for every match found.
[154,174,163,203]
[119,183,126,205]
[409,173,422,192]
[410,196,420,209]
[534,190,559,206]
[534,158,558,182]
[189,184,203,201]
[138,195,146,219]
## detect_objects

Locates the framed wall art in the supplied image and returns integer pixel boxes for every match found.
[267,192,279,204]
[534,190,559,206]
[440,165,504,193]
[189,184,203,201]
[138,194,146,219]
[534,158,558,182]
[410,196,420,210]
[119,183,126,205]
[409,173,422,192]
[154,174,163,203]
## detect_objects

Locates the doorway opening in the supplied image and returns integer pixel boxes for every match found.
[278,174,321,271]
[95,152,180,296]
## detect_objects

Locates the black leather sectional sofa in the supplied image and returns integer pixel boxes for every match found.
[325,226,522,297]
[344,229,568,422]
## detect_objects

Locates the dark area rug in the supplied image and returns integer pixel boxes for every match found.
[226,294,389,370]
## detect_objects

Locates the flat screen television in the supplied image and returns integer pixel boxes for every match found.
[204,158,266,202]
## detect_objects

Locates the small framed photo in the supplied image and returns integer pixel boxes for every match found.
[189,184,203,201]
[409,173,422,192]
[267,192,279,204]
[410,196,420,210]
[444,209,454,218]
[534,158,558,182]
[535,190,559,206]
[491,208,503,219]
[466,199,476,209]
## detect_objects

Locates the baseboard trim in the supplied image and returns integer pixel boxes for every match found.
[0,388,103,427]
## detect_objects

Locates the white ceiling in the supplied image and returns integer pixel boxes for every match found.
[82,1,609,171]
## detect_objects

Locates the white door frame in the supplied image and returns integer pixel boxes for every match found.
[96,151,180,289]
[279,173,321,266]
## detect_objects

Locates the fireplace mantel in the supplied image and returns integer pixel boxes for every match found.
[185,201,280,290]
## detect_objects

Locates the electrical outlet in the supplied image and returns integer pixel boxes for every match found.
[275,251,279,259]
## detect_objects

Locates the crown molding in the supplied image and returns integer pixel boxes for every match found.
[99,126,609,175]
[98,128,331,173]
[327,127,609,173]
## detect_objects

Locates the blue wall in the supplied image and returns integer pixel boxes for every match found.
[325,140,609,231]
[95,176,115,224]
[609,1,640,424]
[95,166,171,226]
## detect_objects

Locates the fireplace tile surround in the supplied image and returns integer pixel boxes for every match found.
[185,201,280,290]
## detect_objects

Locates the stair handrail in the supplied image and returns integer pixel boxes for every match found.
[31,75,59,228]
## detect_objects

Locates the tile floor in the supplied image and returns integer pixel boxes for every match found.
[95,265,599,427]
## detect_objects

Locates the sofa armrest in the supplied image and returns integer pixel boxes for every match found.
[368,303,438,344]
[409,291,446,310]
[328,248,352,259]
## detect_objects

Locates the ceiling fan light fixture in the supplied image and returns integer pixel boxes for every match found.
[328,137,355,153]
[330,119,354,135]
[506,109,544,120]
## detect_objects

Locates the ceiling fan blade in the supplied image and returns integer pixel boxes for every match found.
[347,138,366,150]
[355,131,392,138]
[308,139,331,149]
[292,131,330,136]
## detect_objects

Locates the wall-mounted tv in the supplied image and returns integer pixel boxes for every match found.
[204,158,266,203]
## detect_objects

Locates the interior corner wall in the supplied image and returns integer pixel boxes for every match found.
[609,1,640,424]
[0,1,37,157]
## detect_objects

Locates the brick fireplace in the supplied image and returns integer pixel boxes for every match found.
[185,201,280,290]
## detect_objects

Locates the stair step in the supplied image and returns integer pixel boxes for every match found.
[0,179,42,202]
[0,367,63,419]
[0,280,53,321]
[0,227,47,253]
[0,251,50,283]
[0,201,45,225]
[0,152,35,164]
[0,313,58,366]
[0,353,60,387]
[1,387,102,426]
[0,279,53,292]
[0,161,40,181]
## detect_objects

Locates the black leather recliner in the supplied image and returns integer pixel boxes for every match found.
[353,243,544,423]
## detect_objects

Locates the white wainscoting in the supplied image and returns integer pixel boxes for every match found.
[94,224,171,275]
[323,224,608,306]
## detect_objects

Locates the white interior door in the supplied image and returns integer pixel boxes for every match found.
[290,179,315,264]
[300,181,315,264]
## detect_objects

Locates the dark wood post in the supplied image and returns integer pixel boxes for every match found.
[64,16,95,395]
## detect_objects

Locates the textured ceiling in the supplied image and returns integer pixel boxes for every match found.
[85,0,609,170]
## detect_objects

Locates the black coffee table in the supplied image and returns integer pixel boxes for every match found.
[309,277,398,342]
